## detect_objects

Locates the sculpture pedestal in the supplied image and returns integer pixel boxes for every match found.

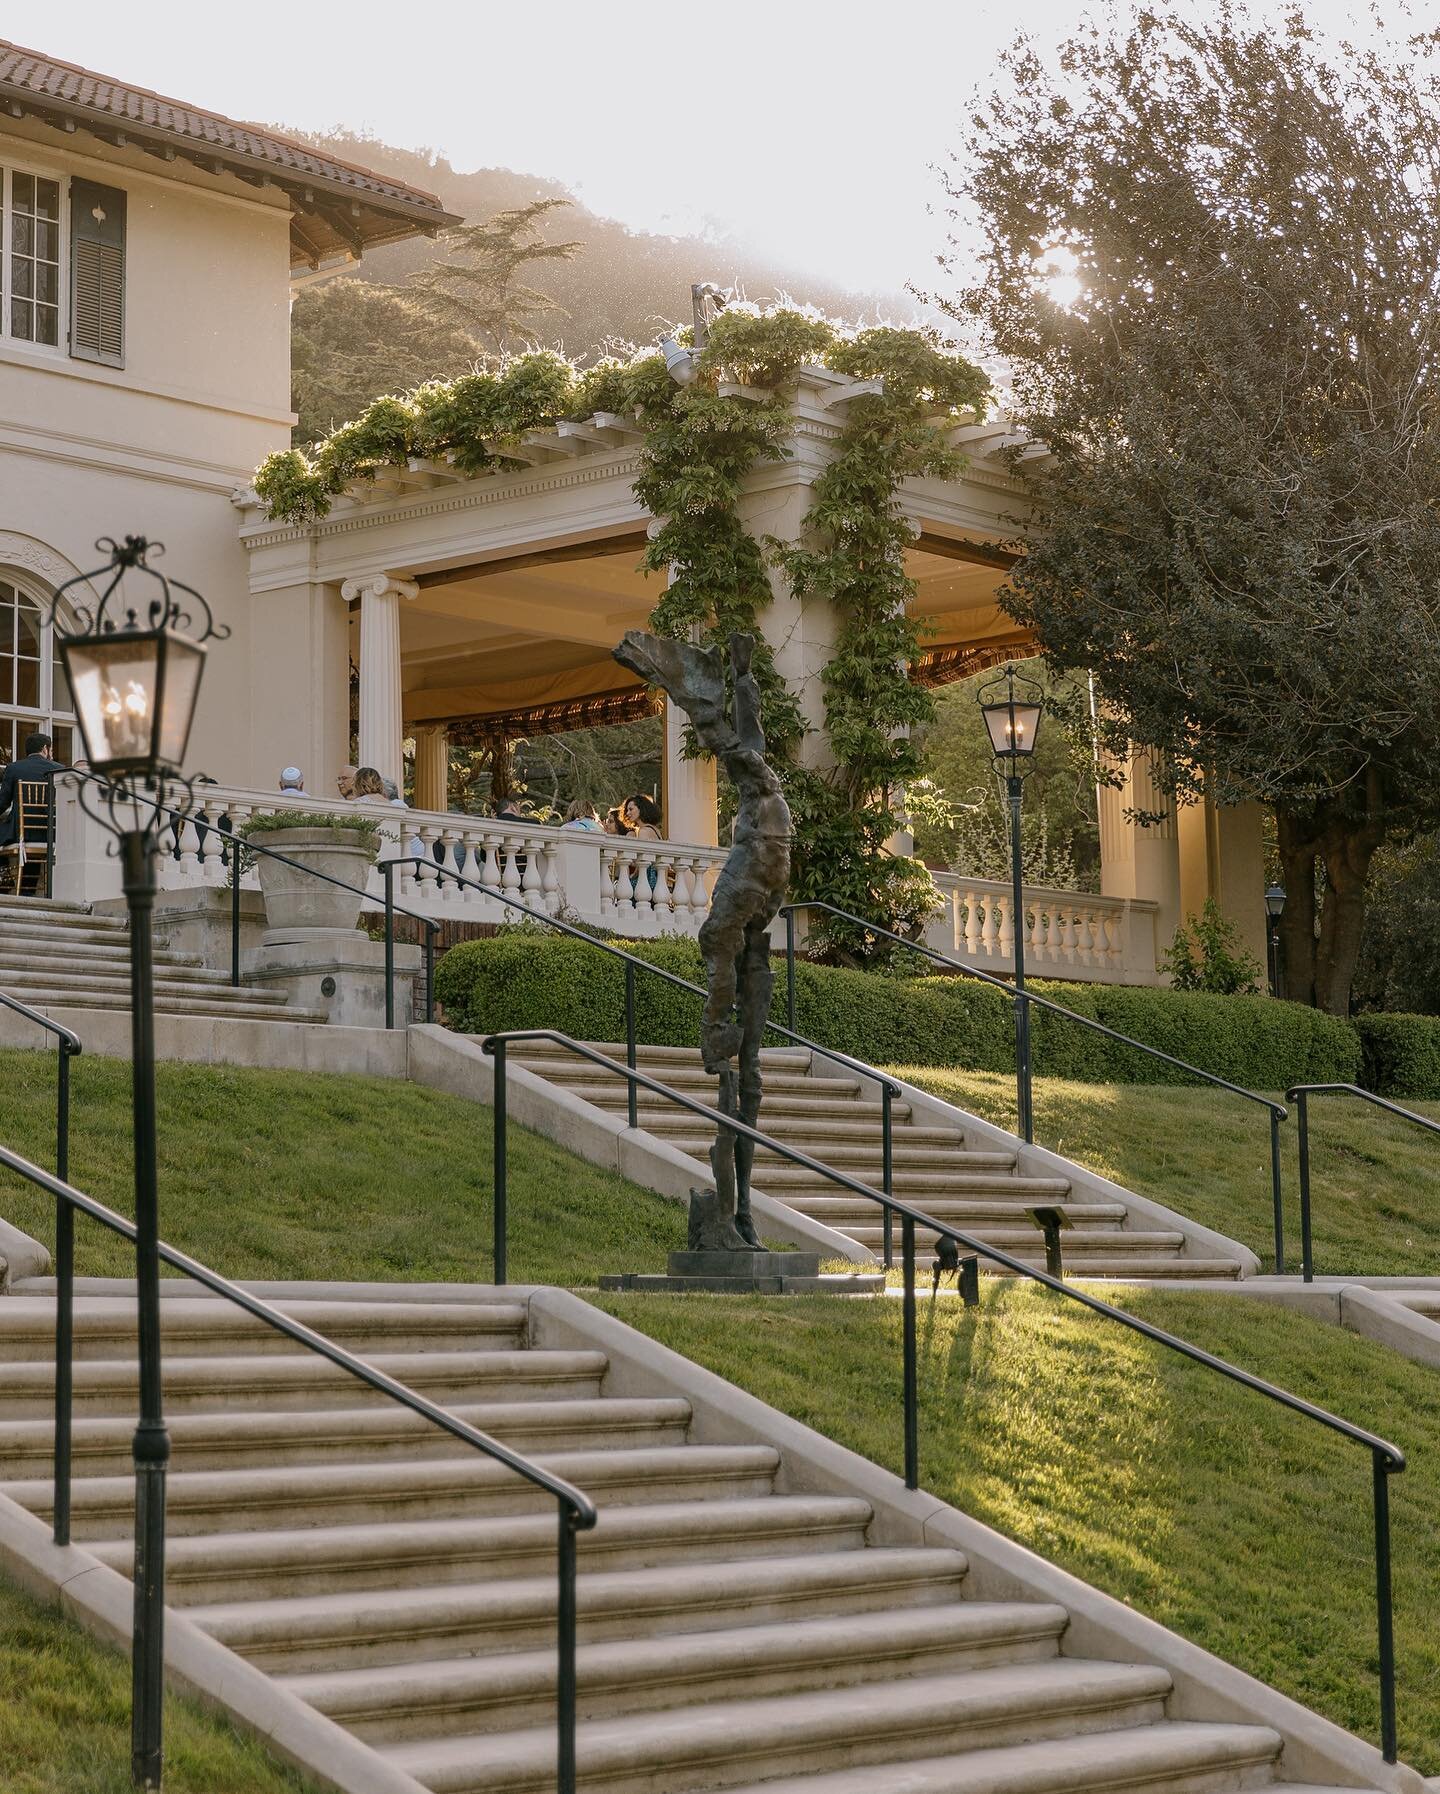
[602,1247,841,1295]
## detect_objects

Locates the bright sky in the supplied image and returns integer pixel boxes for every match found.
[21,0,1405,294]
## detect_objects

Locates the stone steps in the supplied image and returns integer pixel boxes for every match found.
[281,1601,1070,1740]
[0,1347,610,1418]
[383,1659,1177,1794]
[506,1039,1249,1282]
[0,1286,1367,1790]
[0,895,326,1024]
[93,1493,876,1604]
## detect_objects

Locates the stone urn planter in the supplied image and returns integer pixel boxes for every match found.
[249,826,378,932]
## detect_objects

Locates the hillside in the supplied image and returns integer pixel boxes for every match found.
[280,126,912,353]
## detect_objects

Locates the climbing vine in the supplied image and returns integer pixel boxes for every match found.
[252,311,990,953]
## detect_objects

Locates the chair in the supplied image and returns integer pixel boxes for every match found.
[0,780,55,896]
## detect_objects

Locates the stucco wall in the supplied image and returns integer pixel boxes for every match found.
[0,118,295,787]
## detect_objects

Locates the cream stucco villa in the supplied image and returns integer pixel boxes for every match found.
[0,39,1266,982]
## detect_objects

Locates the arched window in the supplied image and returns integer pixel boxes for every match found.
[0,574,75,767]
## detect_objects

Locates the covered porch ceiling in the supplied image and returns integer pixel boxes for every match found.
[388,528,1035,736]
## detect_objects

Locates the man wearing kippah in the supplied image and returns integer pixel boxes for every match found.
[279,766,305,792]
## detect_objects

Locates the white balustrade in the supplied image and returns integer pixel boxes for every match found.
[929,872,1160,986]
[46,775,1159,979]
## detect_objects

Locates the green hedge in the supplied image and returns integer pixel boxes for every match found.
[1354,1014,1440,1100]
[434,932,1362,1091]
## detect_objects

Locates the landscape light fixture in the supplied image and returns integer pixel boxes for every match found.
[660,281,731,385]
[976,661,1045,1144]
[1264,883,1286,998]
[49,536,225,1791]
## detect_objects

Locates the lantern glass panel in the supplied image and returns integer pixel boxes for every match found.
[982,700,1042,758]
[62,630,205,774]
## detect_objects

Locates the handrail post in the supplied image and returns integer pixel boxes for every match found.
[1373,1449,1398,1764]
[45,780,56,899]
[557,1505,579,1794]
[1270,1108,1285,1276]
[1296,1091,1314,1284]
[1015,991,1033,1145]
[425,923,436,1026]
[492,1037,508,1286]
[383,860,396,1031]
[881,1083,894,1270]
[785,908,797,1035]
[52,1042,73,1548]
[902,1212,918,1491]
[624,960,638,1132]
[230,834,242,988]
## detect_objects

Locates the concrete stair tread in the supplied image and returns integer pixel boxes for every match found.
[7,1442,785,1532]
[0,986,331,1023]
[0,1296,529,1356]
[0,1394,693,1473]
[187,1545,972,1660]
[789,1197,1126,1222]
[757,1169,1072,1194]
[496,1039,813,1067]
[684,1722,1291,1794]
[276,1601,1071,1734]
[90,1495,877,1598]
[380,1658,1177,1792]
[0,1348,610,1416]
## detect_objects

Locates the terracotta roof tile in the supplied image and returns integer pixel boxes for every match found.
[0,39,453,224]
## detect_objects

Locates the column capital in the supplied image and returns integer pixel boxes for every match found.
[341,574,419,604]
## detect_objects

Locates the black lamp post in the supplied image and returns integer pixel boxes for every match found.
[50,537,221,1791]
[1265,883,1286,999]
[978,662,1044,1143]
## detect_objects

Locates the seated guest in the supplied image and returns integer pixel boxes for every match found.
[336,765,358,801]
[602,805,629,836]
[355,765,422,858]
[279,766,305,793]
[622,794,662,840]
[620,792,662,894]
[561,798,602,832]
[0,731,61,849]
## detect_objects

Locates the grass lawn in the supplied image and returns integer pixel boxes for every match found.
[0,1579,320,1793]
[887,1066,1440,1278]
[0,1046,688,1286]
[591,1284,1440,1775]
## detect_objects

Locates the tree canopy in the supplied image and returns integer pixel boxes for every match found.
[943,5,1440,1011]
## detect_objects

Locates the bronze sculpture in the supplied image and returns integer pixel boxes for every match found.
[613,630,792,1251]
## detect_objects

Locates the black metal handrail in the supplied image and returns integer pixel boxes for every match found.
[0,989,82,1539]
[59,771,439,1021]
[484,1026,1406,1764]
[782,899,1291,1274]
[0,1137,596,1794]
[1286,1083,1440,1285]
[377,856,906,1262]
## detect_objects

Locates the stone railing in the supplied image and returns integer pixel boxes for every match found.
[49,779,1158,979]
[51,779,730,940]
[924,872,1160,986]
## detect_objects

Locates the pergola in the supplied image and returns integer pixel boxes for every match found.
[235,367,1038,840]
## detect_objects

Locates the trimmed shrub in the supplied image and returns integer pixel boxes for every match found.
[1354,1014,1440,1100]
[433,932,1361,1091]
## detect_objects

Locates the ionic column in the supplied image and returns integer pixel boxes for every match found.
[343,574,417,794]
[663,697,718,847]
[413,725,449,814]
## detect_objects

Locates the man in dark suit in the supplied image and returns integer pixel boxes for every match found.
[0,731,61,849]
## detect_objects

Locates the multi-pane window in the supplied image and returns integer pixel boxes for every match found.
[4,170,61,347]
[0,579,74,769]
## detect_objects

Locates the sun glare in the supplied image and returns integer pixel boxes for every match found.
[1034,243,1084,310]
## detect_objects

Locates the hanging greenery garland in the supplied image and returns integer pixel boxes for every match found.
[251,312,989,952]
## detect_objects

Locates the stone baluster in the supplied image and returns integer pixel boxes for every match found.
[499,832,523,915]
[1029,898,1046,966]
[540,838,561,914]
[632,851,658,925]
[520,835,546,913]
[599,848,620,919]
[962,883,983,959]
[415,824,442,904]
[982,890,1002,959]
